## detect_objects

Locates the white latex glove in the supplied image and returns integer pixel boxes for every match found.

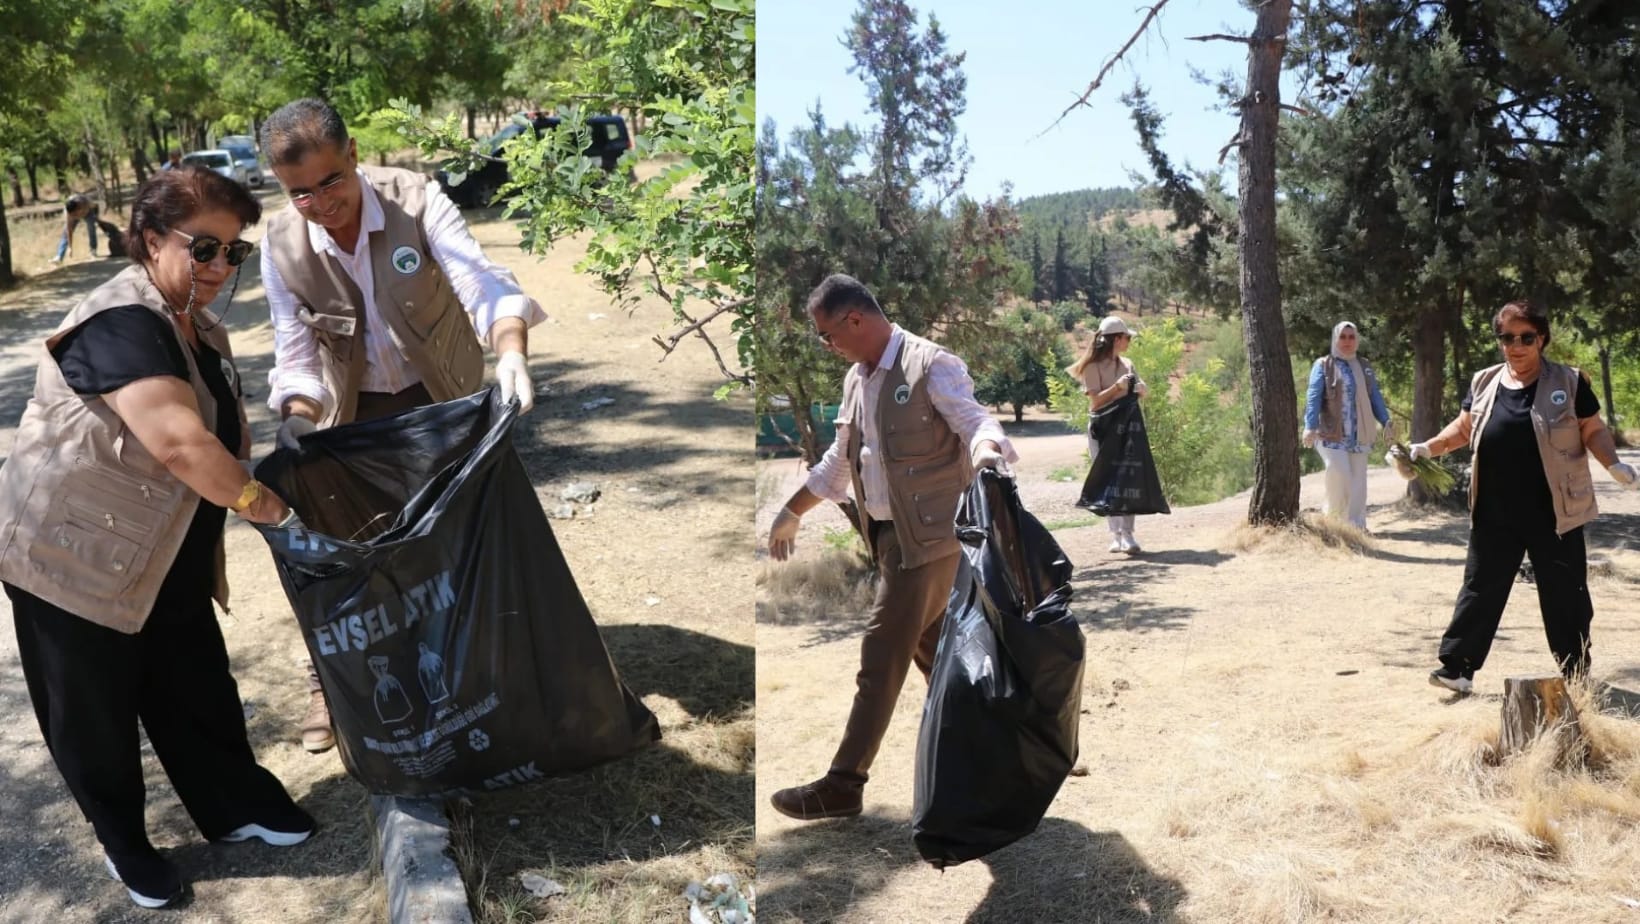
[1410,441,1434,462]
[973,444,1010,476]
[1301,429,1318,449]
[769,507,800,561]
[1609,462,1638,487]
[495,351,533,413]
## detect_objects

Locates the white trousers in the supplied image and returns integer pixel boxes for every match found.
[1317,445,1369,530]
[1088,435,1136,537]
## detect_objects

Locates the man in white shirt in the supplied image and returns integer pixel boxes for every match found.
[258,98,547,753]
[765,274,1016,820]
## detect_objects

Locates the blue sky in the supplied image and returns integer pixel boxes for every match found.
[756,0,1303,202]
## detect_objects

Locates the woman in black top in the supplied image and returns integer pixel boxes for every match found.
[2,168,310,909]
[1411,300,1637,694]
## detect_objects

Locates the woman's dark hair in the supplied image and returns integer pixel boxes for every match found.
[806,273,884,319]
[260,98,350,167]
[126,166,261,265]
[1494,299,1551,347]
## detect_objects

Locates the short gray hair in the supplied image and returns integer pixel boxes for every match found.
[260,98,349,167]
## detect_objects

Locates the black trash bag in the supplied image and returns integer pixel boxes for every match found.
[1076,392,1171,516]
[912,469,1084,868]
[252,389,659,796]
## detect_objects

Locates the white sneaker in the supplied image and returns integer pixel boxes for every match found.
[1121,533,1142,554]
[219,822,313,846]
[1109,537,1124,553]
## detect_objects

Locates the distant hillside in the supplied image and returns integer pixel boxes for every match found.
[1014,187,1145,237]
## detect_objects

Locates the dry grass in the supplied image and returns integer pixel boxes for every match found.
[755,550,875,626]
[1224,510,1376,557]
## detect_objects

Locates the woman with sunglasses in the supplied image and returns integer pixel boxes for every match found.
[0,166,313,909]
[1412,300,1637,695]
[1301,321,1392,532]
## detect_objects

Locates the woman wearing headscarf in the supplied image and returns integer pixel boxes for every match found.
[1411,300,1637,694]
[1070,315,1150,553]
[1302,321,1391,531]
[0,167,312,909]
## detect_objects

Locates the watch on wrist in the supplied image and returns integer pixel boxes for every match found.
[230,480,262,513]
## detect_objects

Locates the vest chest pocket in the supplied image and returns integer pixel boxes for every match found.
[883,394,939,459]
[386,264,450,341]
[1546,411,1584,456]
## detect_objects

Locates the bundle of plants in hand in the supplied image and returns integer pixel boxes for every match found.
[1387,443,1456,494]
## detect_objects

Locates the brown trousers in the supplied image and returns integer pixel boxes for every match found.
[828,523,962,785]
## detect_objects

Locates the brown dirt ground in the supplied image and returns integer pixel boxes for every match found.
[755,407,1640,923]
[0,180,752,923]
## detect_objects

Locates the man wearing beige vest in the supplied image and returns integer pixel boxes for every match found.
[765,274,1016,820]
[259,98,547,752]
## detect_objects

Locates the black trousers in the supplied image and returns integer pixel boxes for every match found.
[1438,521,1593,679]
[8,582,301,856]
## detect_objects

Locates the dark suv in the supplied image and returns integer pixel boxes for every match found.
[436,112,633,208]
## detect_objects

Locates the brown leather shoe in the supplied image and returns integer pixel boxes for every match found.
[300,690,335,753]
[770,775,863,821]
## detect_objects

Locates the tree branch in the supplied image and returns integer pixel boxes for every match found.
[1186,33,1253,43]
[1040,0,1173,137]
[1280,103,1315,116]
[651,299,753,386]
[1218,131,1244,164]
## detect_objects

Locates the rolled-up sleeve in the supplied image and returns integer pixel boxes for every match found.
[1303,359,1325,431]
[802,422,855,503]
[928,351,1018,462]
[423,180,548,341]
[263,246,335,414]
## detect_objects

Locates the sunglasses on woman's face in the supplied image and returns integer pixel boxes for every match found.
[1496,331,1539,347]
[172,229,253,267]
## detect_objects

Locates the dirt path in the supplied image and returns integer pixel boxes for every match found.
[756,415,1640,923]
[0,192,753,923]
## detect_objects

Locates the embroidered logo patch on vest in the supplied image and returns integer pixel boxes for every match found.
[893,384,912,405]
[391,245,422,275]
[220,357,239,395]
[1551,389,1568,406]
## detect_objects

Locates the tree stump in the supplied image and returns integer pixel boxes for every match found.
[1500,674,1585,765]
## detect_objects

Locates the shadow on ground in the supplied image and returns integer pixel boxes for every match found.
[757,812,1187,923]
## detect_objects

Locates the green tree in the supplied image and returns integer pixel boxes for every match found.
[973,306,1072,422]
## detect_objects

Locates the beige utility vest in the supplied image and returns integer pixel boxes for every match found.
[0,265,236,632]
[1316,354,1380,442]
[263,165,484,427]
[1464,360,1597,535]
[844,331,973,570]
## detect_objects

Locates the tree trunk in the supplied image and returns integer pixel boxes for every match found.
[0,195,12,289]
[467,105,477,139]
[82,124,110,212]
[1500,673,1584,766]
[1409,306,1447,503]
[54,142,71,198]
[1600,343,1619,438]
[7,170,21,209]
[1239,0,1299,526]
[26,160,39,203]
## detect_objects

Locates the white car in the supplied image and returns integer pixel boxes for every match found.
[181,149,250,186]
[217,135,265,187]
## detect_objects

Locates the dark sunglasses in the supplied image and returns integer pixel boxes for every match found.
[172,229,253,266]
[1496,332,1539,347]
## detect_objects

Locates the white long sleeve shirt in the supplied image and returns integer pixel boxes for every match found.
[263,170,547,414]
[804,326,1017,521]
